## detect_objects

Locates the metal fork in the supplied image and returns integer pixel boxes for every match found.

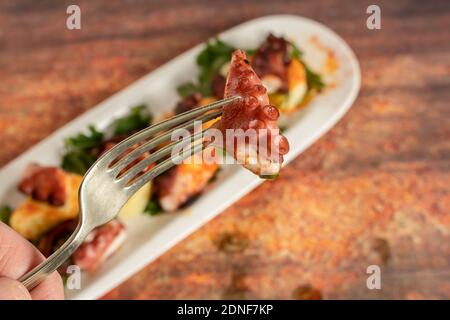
[20,96,239,290]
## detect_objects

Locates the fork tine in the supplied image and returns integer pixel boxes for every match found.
[100,96,238,165]
[115,126,209,185]
[109,109,221,177]
[124,141,207,195]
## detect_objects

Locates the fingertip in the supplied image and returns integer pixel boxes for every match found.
[0,277,32,300]
[30,271,65,300]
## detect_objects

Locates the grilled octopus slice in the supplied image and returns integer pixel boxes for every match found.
[72,220,126,272]
[215,49,289,177]
[18,164,67,206]
[251,33,291,92]
[155,96,219,212]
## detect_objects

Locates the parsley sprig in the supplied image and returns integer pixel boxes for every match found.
[144,198,162,216]
[113,105,152,136]
[0,206,12,225]
[62,105,152,175]
[177,39,235,97]
[62,125,104,175]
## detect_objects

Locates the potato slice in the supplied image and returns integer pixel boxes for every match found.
[10,173,82,240]
[118,181,152,219]
[279,58,308,113]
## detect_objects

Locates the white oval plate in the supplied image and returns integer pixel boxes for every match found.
[0,15,360,299]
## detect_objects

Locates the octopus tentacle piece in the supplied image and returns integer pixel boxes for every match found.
[216,49,289,177]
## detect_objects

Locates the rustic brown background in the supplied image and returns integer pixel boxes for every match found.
[1,0,449,299]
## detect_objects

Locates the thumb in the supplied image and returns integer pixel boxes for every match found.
[0,276,32,300]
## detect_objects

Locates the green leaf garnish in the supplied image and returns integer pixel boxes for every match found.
[304,64,325,92]
[177,39,235,97]
[61,106,152,175]
[177,82,200,98]
[245,48,256,57]
[0,206,12,225]
[260,174,279,180]
[289,41,303,61]
[62,150,99,175]
[144,198,163,216]
[113,105,152,136]
[62,126,104,175]
[65,126,103,151]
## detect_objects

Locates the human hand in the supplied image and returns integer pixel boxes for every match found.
[0,222,64,300]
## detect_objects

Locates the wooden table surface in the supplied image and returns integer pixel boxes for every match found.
[1,0,449,299]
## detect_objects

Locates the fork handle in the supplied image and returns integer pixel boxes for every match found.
[20,221,89,291]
